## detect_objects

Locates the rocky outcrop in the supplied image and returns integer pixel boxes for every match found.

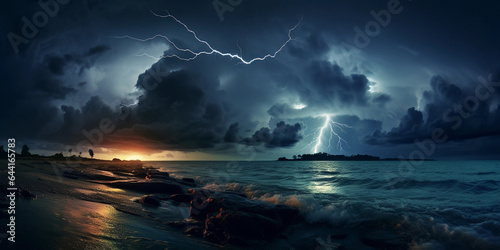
[169,193,194,203]
[171,188,301,246]
[140,195,161,206]
[103,180,184,194]
[203,211,283,245]
[182,178,195,183]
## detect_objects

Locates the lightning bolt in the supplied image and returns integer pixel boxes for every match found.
[115,11,302,64]
[302,115,351,154]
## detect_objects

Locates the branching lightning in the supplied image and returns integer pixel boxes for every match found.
[302,115,352,154]
[115,10,302,64]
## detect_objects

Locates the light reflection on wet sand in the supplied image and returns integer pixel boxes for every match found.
[55,198,118,249]
[15,196,121,249]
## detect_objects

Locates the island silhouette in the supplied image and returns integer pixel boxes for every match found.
[278,152,434,161]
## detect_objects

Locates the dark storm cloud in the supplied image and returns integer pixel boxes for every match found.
[86,45,111,56]
[1,0,499,159]
[30,47,113,100]
[0,37,111,143]
[372,93,391,107]
[56,96,121,144]
[110,68,228,150]
[286,31,330,60]
[365,72,500,145]
[224,123,240,143]
[34,69,77,100]
[306,60,370,107]
[45,45,111,76]
[242,121,303,148]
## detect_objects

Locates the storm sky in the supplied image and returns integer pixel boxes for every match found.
[1,0,500,160]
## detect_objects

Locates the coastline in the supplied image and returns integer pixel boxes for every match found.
[1,159,498,249]
[0,159,310,249]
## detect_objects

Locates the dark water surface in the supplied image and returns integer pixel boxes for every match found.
[2,160,499,249]
[151,160,500,249]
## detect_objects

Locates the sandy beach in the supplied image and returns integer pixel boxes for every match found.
[0,159,315,249]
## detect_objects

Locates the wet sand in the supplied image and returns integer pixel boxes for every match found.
[0,159,224,249]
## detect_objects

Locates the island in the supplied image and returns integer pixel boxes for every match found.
[278,152,434,161]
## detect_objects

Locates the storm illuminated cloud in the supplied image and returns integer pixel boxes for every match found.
[1,0,499,159]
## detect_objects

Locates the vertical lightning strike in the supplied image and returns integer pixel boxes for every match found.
[115,11,302,64]
[302,115,351,154]
[313,115,331,153]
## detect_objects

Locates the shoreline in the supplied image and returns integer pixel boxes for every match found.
[0,159,314,249]
[1,159,498,249]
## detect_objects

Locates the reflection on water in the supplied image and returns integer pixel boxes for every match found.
[308,181,338,193]
[307,162,342,194]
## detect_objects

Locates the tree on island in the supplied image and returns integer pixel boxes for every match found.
[293,155,297,160]
[88,149,94,158]
[52,152,64,159]
[21,144,31,156]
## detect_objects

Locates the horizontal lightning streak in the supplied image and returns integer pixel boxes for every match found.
[115,11,302,64]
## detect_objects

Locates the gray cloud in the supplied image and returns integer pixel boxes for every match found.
[366,72,500,146]
[242,121,303,148]
[1,0,499,159]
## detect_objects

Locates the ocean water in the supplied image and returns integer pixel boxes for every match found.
[147,160,500,249]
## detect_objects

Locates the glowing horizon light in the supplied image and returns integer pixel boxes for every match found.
[126,155,144,161]
[115,10,302,64]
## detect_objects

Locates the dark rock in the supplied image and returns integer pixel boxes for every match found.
[104,180,184,194]
[140,195,161,206]
[214,192,300,226]
[113,205,141,216]
[89,174,119,181]
[190,197,222,220]
[189,189,212,197]
[150,194,171,200]
[63,172,79,179]
[19,188,36,199]
[184,226,204,237]
[182,178,195,183]
[183,188,302,245]
[147,170,169,179]
[170,194,194,203]
[131,168,148,178]
[168,219,204,229]
[360,230,407,249]
[203,211,282,245]
[331,233,349,240]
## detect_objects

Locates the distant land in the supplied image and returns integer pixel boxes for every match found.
[278,152,435,161]
[0,145,141,162]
